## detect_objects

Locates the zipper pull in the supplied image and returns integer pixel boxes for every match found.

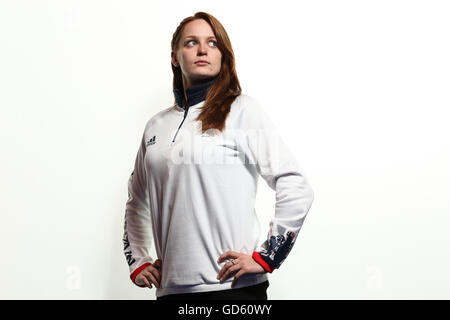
[171,103,190,143]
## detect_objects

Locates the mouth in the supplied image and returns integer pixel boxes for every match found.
[195,61,209,65]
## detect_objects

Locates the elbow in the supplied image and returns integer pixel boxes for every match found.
[305,181,315,209]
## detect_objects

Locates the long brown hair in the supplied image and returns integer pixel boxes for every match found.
[171,12,241,134]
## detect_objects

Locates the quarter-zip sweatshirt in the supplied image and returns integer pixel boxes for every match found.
[123,79,314,297]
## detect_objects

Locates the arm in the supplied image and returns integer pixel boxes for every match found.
[241,97,315,273]
[123,131,154,286]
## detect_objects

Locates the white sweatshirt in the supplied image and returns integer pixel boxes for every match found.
[123,93,314,297]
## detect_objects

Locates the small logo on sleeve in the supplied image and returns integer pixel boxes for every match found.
[146,135,156,146]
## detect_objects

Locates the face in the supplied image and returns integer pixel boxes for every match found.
[171,19,222,88]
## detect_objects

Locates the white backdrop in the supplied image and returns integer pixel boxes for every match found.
[1,0,449,299]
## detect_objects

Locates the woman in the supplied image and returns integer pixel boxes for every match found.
[122,12,314,300]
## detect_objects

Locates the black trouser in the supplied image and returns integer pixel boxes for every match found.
[156,280,269,300]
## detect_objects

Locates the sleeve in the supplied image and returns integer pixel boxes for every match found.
[240,97,315,273]
[123,131,154,286]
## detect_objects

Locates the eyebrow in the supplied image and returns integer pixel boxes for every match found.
[184,35,217,40]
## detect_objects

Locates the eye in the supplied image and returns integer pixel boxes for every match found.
[185,39,218,47]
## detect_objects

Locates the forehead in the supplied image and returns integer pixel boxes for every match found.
[181,19,216,39]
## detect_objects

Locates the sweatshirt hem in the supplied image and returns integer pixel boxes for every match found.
[155,273,269,298]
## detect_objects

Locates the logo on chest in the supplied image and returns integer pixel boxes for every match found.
[146,135,156,146]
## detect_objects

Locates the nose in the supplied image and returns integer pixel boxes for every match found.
[197,42,207,55]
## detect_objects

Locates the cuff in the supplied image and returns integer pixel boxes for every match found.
[252,251,275,273]
[130,262,152,287]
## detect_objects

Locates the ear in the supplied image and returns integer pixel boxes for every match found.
[171,51,179,67]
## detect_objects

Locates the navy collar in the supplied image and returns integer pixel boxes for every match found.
[173,78,216,110]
